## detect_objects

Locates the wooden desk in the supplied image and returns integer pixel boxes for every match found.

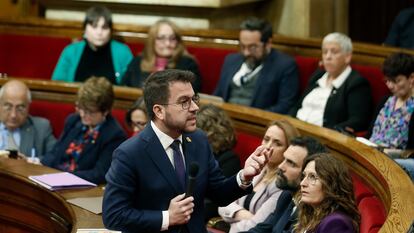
[0,158,103,233]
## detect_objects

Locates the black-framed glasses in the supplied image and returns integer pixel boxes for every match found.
[160,95,200,110]
[301,172,320,185]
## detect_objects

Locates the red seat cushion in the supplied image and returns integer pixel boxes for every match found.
[351,173,374,204]
[234,131,262,166]
[351,64,390,107]
[358,196,386,233]
[29,100,75,137]
[294,56,320,93]
[187,46,236,94]
[0,34,71,79]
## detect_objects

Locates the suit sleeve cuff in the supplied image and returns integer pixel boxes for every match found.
[161,210,169,231]
[237,170,252,189]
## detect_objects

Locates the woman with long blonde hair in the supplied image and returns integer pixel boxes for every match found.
[219,120,300,232]
[121,19,202,92]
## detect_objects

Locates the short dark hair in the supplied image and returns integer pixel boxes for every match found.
[290,136,327,156]
[83,6,113,30]
[143,69,195,120]
[240,17,273,42]
[125,97,147,128]
[382,52,414,81]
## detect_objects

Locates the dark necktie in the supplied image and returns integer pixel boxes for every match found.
[171,140,186,189]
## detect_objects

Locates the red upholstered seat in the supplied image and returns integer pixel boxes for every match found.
[351,64,390,107]
[294,56,320,93]
[29,100,75,137]
[187,46,236,94]
[351,173,386,233]
[358,196,386,233]
[234,131,262,166]
[0,34,71,79]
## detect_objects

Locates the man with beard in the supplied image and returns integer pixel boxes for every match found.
[214,17,299,114]
[242,136,327,233]
[103,69,272,233]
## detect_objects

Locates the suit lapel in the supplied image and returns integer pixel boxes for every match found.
[251,50,274,104]
[143,126,184,194]
[182,134,198,184]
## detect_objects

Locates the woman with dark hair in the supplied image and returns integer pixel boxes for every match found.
[295,153,360,233]
[52,6,133,84]
[218,119,300,232]
[197,104,240,177]
[125,97,148,136]
[41,77,127,184]
[121,19,202,92]
[367,52,414,180]
[197,104,240,221]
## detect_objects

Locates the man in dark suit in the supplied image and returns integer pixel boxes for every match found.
[103,69,271,233]
[0,80,56,159]
[384,7,414,49]
[242,136,327,233]
[213,17,299,114]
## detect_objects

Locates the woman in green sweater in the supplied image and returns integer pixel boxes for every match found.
[52,6,133,84]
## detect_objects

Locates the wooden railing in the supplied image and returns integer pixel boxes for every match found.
[0,78,412,233]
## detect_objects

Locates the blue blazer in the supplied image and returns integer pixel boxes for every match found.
[213,49,299,114]
[103,125,250,233]
[41,113,126,184]
[243,190,296,233]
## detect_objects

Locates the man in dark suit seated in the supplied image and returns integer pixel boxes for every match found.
[0,80,56,159]
[213,17,299,114]
[384,7,414,49]
[242,136,327,233]
[102,69,272,233]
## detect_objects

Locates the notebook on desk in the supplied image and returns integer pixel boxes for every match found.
[29,172,96,191]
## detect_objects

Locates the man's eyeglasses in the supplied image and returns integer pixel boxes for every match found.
[160,95,200,110]
[301,172,320,185]
[1,103,27,114]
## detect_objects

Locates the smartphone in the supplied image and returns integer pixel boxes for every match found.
[7,150,18,159]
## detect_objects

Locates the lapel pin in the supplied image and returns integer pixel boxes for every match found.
[186,137,192,143]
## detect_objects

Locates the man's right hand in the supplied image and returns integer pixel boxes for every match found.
[168,193,194,226]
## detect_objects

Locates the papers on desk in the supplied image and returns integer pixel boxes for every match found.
[28,172,96,191]
[67,196,103,214]
[76,229,121,233]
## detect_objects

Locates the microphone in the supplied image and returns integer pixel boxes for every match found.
[185,162,199,198]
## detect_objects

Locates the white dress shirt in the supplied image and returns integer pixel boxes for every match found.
[296,66,351,126]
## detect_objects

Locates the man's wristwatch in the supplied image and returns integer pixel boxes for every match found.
[239,171,252,186]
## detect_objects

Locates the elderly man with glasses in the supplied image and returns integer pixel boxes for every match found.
[214,17,299,114]
[0,80,56,159]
